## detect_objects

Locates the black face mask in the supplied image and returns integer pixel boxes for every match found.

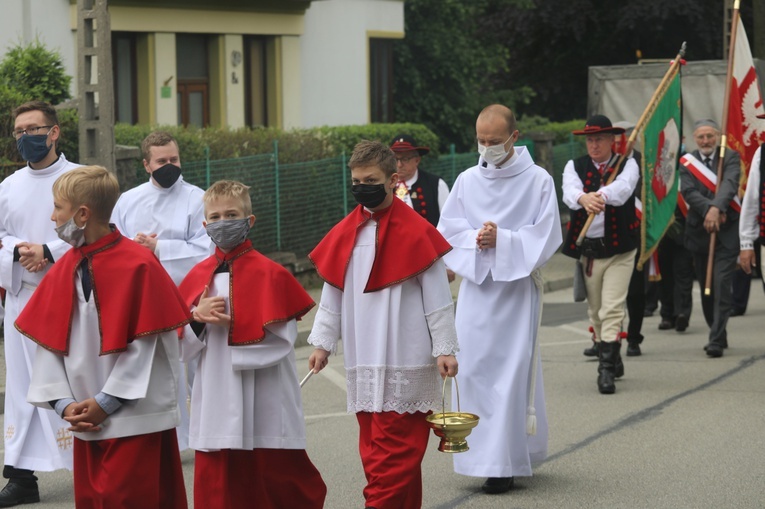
[151,163,182,188]
[351,183,388,209]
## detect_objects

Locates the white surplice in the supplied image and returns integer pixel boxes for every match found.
[308,221,459,414]
[437,148,562,478]
[111,176,210,450]
[26,275,181,441]
[111,176,210,285]
[180,272,308,451]
[0,154,78,471]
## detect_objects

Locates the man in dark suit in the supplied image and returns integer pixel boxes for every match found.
[679,119,740,358]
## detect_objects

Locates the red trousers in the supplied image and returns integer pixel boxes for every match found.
[73,428,187,509]
[356,411,430,509]
[194,448,326,509]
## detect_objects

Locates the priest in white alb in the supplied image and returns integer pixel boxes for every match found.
[437,104,562,495]
[0,101,78,506]
[110,131,211,451]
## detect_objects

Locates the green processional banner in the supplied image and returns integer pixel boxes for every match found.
[638,72,682,272]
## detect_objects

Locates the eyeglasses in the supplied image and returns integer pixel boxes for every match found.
[12,125,54,140]
[395,155,418,164]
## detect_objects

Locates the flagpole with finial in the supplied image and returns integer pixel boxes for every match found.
[576,42,687,246]
[703,0,740,295]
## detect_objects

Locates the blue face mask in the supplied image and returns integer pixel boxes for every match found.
[16,133,52,164]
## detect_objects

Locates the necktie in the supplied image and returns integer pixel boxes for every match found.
[704,157,712,169]
[80,258,92,302]
[598,163,605,176]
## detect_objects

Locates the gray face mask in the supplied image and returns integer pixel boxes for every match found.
[205,218,251,251]
[55,216,86,247]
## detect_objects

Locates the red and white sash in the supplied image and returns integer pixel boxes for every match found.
[679,153,741,213]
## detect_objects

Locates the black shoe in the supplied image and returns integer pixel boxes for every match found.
[626,342,641,356]
[675,315,688,332]
[481,477,514,494]
[705,343,724,358]
[658,319,675,330]
[729,308,745,317]
[703,338,728,351]
[643,308,655,317]
[583,341,599,357]
[0,479,40,507]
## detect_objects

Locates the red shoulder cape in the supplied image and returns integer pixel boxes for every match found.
[15,229,191,355]
[308,197,452,293]
[178,240,315,345]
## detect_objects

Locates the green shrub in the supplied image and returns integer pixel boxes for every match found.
[0,83,28,170]
[0,40,71,106]
[56,107,80,163]
[517,115,587,144]
[114,122,440,173]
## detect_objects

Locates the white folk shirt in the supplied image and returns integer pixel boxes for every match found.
[308,221,459,414]
[740,146,761,251]
[180,271,308,451]
[27,276,181,441]
[562,156,639,238]
[437,147,562,478]
[0,154,79,471]
[111,177,210,285]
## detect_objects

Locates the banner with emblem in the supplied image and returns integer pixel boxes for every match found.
[725,15,765,190]
[637,71,682,270]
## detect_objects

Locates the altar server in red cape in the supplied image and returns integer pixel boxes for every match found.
[178,180,326,509]
[17,166,190,509]
[307,140,459,509]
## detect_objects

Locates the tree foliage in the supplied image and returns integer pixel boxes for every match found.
[480,0,756,121]
[0,40,72,106]
[0,40,74,169]
[392,0,534,152]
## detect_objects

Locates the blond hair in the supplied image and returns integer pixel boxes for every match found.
[348,140,397,177]
[204,180,253,216]
[53,166,121,223]
[141,131,178,162]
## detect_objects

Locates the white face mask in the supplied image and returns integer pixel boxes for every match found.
[55,216,86,247]
[478,136,512,166]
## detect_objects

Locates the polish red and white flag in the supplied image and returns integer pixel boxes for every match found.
[726,16,765,188]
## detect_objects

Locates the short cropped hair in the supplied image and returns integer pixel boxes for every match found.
[204,180,253,216]
[53,166,121,223]
[478,104,517,134]
[348,140,397,177]
[141,131,178,162]
[12,101,59,126]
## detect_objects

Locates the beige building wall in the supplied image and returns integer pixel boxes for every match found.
[224,35,246,129]
[280,36,302,130]
[153,32,178,126]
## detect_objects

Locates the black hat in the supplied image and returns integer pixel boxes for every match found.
[572,115,625,136]
[390,134,430,156]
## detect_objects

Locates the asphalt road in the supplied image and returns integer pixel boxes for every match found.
[2,282,764,508]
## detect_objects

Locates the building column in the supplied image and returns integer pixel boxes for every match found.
[280,35,301,129]
[153,32,177,125]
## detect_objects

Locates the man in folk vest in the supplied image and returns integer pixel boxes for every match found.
[562,115,639,394]
[739,112,765,293]
[389,134,449,227]
[679,119,740,358]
